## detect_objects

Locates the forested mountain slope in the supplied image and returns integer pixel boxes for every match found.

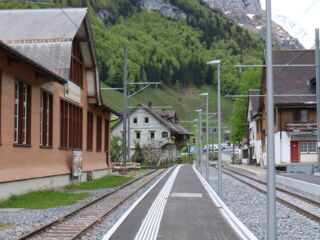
[0,0,265,141]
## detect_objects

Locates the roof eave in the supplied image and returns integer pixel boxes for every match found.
[0,41,67,84]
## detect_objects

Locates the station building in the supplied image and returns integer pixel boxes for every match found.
[0,8,119,199]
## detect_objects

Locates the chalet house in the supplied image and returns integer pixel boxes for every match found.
[257,50,317,169]
[112,104,192,162]
[0,8,119,199]
[245,89,262,165]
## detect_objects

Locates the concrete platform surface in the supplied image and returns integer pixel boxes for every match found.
[106,165,241,240]
[278,173,320,185]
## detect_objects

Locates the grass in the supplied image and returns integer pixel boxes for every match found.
[100,83,233,132]
[0,190,90,209]
[126,169,151,177]
[65,175,132,190]
[140,162,176,168]
[0,223,15,229]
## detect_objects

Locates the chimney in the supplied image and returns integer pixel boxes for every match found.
[148,101,152,108]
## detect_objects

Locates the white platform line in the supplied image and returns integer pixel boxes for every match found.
[101,167,173,240]
[134,165,182,240]
[193,165,258,240]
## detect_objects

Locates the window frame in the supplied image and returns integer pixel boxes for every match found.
[136,131,141,139]
[69,38,84,88]
[149,131,155,140]
[300,109,308,122]
[133,117,138,124]
[144,117,149,124]
[60,99,83,150]
[87,111,94,151]
[299,142,308,153]
[40,91,53,148]
[14,80,32,146]
[162,131,168,138]
[96,116,102,152]
[308,142,317,153]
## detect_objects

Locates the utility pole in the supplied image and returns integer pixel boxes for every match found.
[122,45,128,170]
[127,95,131,164]
[266,0,276,239]
[316,28,320,172]
[196,109,203,174]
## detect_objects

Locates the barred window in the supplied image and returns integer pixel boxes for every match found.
[14,81,31,145]
[87,112,93,151]
[40,91,53,147]
[60,100,82,149]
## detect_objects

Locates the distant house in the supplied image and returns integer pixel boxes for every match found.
[0,8,119,199]
[112,104,192,162]
[257,50,317,168]
[246,89,262,165]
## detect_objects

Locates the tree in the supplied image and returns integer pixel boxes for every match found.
[131,142,146,163]
[110,136,122,163]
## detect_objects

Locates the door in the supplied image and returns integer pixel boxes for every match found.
[290,141,300,163]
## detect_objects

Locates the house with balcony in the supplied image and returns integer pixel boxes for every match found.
[257,50,317,169]
[112,104,192,162]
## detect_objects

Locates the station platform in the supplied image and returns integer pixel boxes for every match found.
[228,164,320,185]
[103,165,252,240]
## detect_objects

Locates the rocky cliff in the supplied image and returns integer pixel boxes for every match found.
[201,0,304,49]
[141,0,186,19]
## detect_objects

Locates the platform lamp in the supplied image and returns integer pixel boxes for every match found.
[195,109,203,175]
[206,59,222,197]
[200,93,209,182]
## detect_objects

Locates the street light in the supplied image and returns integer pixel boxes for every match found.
[207,59,222,197]
[200,93,209,182]
[196,109,203,175]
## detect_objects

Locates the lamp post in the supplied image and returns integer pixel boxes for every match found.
[206,59,222,196]
[196,109,203,175]
[200,93,209,181]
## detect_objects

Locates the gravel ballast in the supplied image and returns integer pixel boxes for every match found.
[205,165,320,240]
[0,169,164,240]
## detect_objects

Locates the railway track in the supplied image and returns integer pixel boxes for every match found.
[222,166,320,223]
[17,168,167,240]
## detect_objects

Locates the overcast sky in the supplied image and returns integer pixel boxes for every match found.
[260,0,320,48]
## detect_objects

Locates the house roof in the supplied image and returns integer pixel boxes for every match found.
[263,50,316,106]
[0,8,102,103]
[0,40,66,84]
[0,8,86,40]
[113,104,192,136]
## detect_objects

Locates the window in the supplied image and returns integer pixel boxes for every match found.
[162,131,168,138]
[105,120,110,152]
[144,117,149,124]
[60,100,82,149]
[293,110,300,122]
[300,142,308,153]
[14,81,31,145]
[309,142,317,153]
[87,112,93,151]
[150,131,155,139]
[136,131,141,139]
[40,91,53,147]
[301,110,308,122]
[69,38,84,88]
[96,116,102,152]
[133,117,137,124]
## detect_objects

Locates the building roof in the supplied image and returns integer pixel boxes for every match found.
[0,40,66,84]
[0,8,102,104]
[113,104,192,136]
[263,50,316,106]
[0,8,86,40]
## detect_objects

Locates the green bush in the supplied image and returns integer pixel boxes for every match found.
[131,142,146,163]
[110,136,122,163]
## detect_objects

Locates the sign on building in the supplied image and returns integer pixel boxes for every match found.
[65,81,81,104]
[72,150,83,177]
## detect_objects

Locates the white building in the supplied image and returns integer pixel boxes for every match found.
[112,104,192,162]
[246,89,263,166]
